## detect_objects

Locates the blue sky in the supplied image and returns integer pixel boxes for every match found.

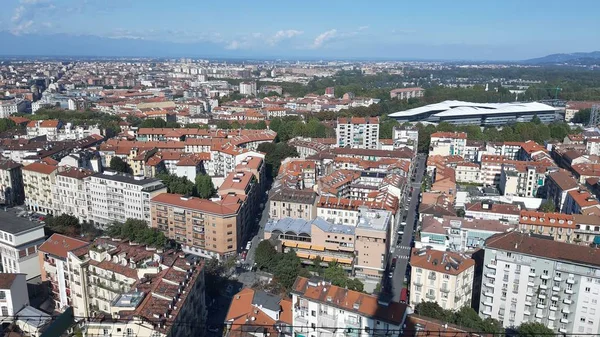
[1,0,599,59]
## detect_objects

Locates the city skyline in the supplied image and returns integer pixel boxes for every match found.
[1,0,600,60]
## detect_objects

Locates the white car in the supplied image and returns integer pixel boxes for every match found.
[400,222,407,227]
[398,230,404,235]
[245,241,252,250]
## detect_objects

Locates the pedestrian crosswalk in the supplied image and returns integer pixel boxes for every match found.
[396,255,410,260]
[397,245,411,250]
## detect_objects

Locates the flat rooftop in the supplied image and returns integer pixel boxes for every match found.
[356,207,391,231]
[0,209,45,234]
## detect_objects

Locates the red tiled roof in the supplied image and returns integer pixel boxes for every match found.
[23,162,58,175]
[39,234,89,260]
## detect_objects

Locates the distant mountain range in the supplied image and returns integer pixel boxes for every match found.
[523,51,600,65]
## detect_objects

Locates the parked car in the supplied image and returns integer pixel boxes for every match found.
[245,241,252,250]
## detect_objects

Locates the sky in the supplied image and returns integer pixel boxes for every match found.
[1,0,599,60]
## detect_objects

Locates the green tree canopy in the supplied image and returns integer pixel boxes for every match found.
[254,240,277,271]
[0,118,16,133]
[195,174,215,199]
[157,172,195,196]
[516,322,553,336]
[572,108,591,124]
[109,157,132,174]
[257,142,299,179]
[539,199,556,212]
[106,219,167,248]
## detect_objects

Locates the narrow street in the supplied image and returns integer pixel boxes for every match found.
[387,154,426,302]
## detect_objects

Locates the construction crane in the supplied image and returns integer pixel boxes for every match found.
[533,86,562,99]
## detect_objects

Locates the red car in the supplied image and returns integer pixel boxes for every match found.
[241,251,247,260]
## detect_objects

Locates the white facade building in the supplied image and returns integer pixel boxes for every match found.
[481,232,600,334]
[0,213,45,280]
[336,117,380,149]
[291,276,408,337]
[0,273,28,323]
[52,168,95,222]
[409,248,475,311]
[239,82,257,96]
[86,172,166,227]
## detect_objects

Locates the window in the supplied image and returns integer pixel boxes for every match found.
[311,310,316,317]
[585,287,591,293]
[0,291,4,300]
[443,275,449,279]
[126,328,134,336]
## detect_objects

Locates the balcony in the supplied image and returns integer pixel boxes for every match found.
[426,293,436,300]
[535,312,544,319]
[487,262,497,269]
[552,286,560,292]
[554,276,562,282]
[525,300,532,306]
[484,282,495,289]
[538,293,546,300]
[548,315,557,321]
[541,274,549,280]
[484,291,494,298]
[560,318,569,324]
[413,280,423,286]
[529,271,536,277]
[539,284,548,290]
[559,328,567,333]
[483,300,493,307]
[482,308,493,316]
[536,303,545,309]
[344,318,361,328]
[562,307,570,314]
[523,310,531,316]
[566,278,575,285]
[485,273,496,279]
[527,281,535,287]
[563,298,572,305]
[294,315,308,324]
[550,306,558,311]
[440,287,450,293]
[565,288,573,295]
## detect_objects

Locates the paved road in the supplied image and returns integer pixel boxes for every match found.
[388,154,427,302]
[245,200,271,266]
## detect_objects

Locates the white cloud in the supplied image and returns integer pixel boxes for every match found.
[12,6,25,22]
[358,25,369,31]
[312,29,337,48]
[267,29,303,45]
[225,40,241,50]
[10,20,34,35]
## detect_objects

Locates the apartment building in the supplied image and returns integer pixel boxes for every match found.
[0,274,28,323]
[239,81,257,96]
[265,208,392,282]
[22,162,59,214]
[464,201,521,224]
[571,163,600,183]
[483,142,523,160]
[429,132,467,157]
[392,126,419,152]
[573,214,600,245]
[38,234,90,311]
[150,193,242,259]
[0,159,24,206]
[564,188,600,215]
[225,288,293,337]
[291,276,408,337]
[336,117,380,149]
[518,211,576,243]
[455,162,481,184]
[419,215,513,252]
[409,248,475,311]
[87,172,167,227]
[480,232,600,334]
[26,120,61,140]
[0,212,45,279]
[546,171,579,213]
[316,194,399,228]
[61,237,206,337]
[26,120,101,141]
[269,187,318,220]
[390,87,425,100]
[52,167,95,222]
[499,162,549,197]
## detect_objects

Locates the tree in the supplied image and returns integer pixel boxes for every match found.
[109,157,132,174]
[257,142,299,179]
[106,219,167,248]
[516,322,553,336]
[272,250,303,289]
[322,262,349,287]
[531,115,542,125]
[157,172,195,196]
[572,108,591,124]
[254,240,277,271]
[0,118,16,133]
[46,214,81,236]
[195,174,215,199]
[139,118,167,128]
[414,302,453,322]
[456,209,466,217]
[539,199,556,212]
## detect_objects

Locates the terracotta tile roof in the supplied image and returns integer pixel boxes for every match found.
[485,231,600,267]
[465,202,521,215]
[292,276,407,325]
[520,140,547,154]
[572,163,600,177]
[567,189,600,208]
[0,159,22,170]
[151,193,240,215]
[39,234,89,260]
[548,170,578,191]
[22,162,58,175]
[40,120,60,128]
[402,314,491,337]
[410,248,475,275]
[0,273,19,289]
[58,167,95,179]
[519,210,575,228]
